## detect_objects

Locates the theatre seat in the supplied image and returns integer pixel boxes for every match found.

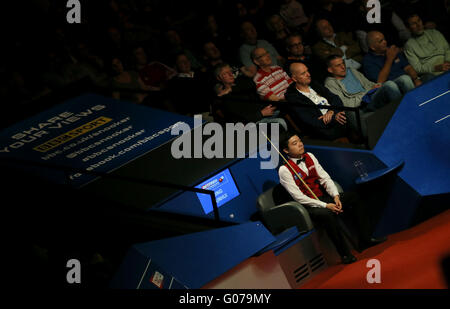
[257,182,344,235]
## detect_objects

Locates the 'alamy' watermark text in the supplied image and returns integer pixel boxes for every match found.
[170,115,280,169]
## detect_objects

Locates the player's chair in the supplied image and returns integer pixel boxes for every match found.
[257,182,343,235]
[256,182,344,288]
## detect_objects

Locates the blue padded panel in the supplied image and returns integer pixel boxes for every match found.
[374,73,450,196]
[123,221,276,288]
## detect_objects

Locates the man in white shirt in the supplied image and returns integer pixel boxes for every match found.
[284,62,349,141]
[278,131,386,263]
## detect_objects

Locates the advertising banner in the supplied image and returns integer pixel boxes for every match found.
[0,94,197,187]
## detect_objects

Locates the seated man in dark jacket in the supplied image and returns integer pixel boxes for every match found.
[168,53,211,116]
[284,62,348,141]
[213,63,287,130]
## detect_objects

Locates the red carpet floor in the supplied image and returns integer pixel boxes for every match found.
[300,210,450,289]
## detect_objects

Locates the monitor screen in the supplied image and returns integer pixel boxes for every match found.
[195,168,240,214]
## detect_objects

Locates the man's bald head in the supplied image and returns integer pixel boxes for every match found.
[289,62,311,86]
[367,31,387,54]
[289,62,306,74]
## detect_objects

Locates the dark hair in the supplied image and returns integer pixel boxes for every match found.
[325,54,342,67]
[213,62,231,78]
[240,19,255,32]
[171,52,190,70]
[406,13,421,24]
[285,32,303,47]
[280,131,301,151]
[315,18,332,32]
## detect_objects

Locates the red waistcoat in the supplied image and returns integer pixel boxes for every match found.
[284,153,323,199]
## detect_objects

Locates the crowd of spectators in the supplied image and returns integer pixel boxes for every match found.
[3,0,449,142]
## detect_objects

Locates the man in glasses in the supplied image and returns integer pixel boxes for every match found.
[251,47,293,101]
[285,33,325,83]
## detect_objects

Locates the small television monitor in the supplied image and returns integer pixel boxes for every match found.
[195,168,240,214]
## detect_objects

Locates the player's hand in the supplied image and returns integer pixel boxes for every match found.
[326,203,343,214]
[334,195,343,211]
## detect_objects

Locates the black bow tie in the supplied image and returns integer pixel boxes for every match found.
[296,157,305,165]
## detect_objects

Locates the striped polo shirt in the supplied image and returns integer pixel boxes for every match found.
[254,66,293,100]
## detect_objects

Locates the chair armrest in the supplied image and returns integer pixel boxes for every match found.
[261,201,314,235]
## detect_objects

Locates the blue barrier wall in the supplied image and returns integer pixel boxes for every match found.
[156,145,386,223]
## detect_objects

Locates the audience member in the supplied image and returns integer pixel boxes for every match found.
[132,46,177,91]
[203,41,224,70]
[393,0,450,39]
[251,47,293,101]
[285,33,325,83]
[355,0,411,53]
[168,53,211,116]
[213,63,287,130]
[200,14,236,60]
[202,41,254,78]
[363,31,419,91]
[164,29,204,71]
[404,14,450,77]
[265,14,293,57]
[285,33,312,66]
[325,55,407,135]
[214,63,257,101]
[312,19,363,70]
[313,0,358,33]
[284,62,350,141]
[279,0,314,35]
[239,21,284,77]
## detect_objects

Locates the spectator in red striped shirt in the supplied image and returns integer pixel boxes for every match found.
[251,47,293,101]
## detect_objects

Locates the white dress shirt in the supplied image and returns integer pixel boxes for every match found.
[297,87,330,115]
[278,152,340,208]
